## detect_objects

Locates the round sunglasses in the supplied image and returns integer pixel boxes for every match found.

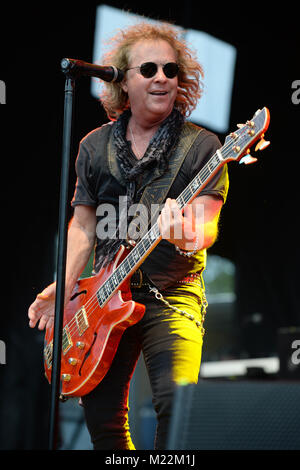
[125,62,179,79]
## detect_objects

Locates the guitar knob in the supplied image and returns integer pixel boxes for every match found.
[76,341,85,349]
[255,135,270,151]
[61,374,71,382]
[68,357,78,366]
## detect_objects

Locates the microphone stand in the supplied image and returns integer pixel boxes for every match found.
[48,68,75,450]
[47,58,122,450]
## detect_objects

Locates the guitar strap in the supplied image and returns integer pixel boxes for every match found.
[108,122,203,242]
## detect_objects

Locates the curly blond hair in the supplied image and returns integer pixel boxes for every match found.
[99,22,204,120]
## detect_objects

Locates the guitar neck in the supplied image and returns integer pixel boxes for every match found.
[96,148,226,307]
[176,149,223,210]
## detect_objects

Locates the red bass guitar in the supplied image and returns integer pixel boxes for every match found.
[44,107,270,398]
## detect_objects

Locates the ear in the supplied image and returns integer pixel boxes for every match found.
[120,79,128,93]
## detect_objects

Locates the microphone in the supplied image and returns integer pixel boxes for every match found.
[61,58,124,82]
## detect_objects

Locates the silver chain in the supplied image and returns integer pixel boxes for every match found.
[129,125,142,159]
[148,285,208,336]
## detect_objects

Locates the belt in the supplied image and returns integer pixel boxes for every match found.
[130,269,150,289]
[130,270,203,289]
[176,273,203,285]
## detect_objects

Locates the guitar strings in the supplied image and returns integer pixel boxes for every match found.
[67,146,219,334]
[59,123,261,342]
[62,135,247,342]
[60,124,255,341]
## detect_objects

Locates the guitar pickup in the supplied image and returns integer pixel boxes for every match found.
[62,326,73,354]
[44,326,73,367]
[75,307,89,336]
[44,341,53,369]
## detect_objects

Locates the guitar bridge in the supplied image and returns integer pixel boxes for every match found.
[75,307,89,336]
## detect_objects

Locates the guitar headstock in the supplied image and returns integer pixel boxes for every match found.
[223,107,270,164]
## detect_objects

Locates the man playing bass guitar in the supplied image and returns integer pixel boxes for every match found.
[28,22,229,450]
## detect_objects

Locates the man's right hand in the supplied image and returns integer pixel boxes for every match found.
[28,282,57,330]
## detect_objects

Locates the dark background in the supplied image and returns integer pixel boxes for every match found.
[0,0,299,449]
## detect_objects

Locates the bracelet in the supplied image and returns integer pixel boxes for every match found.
[175,235,200,257]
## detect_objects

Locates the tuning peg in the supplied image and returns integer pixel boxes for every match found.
[239,154,258,165]
[237,123,245,128]
[255,134,270,151]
